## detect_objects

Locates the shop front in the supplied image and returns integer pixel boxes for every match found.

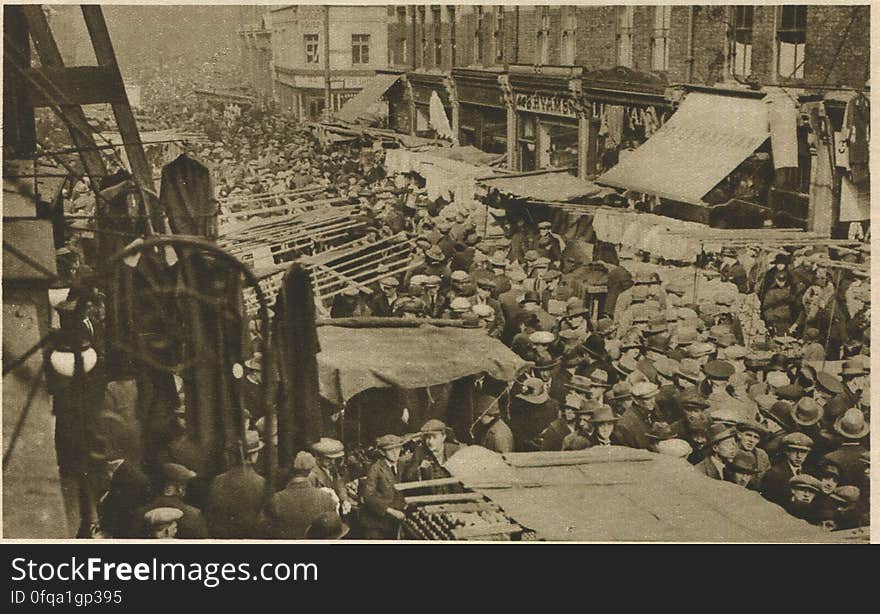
[408,71,455,141]
[581,66,673,175]
[452,68,507,156]
[505,65,586,176]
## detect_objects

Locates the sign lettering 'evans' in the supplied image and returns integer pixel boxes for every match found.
[515,93,578,118]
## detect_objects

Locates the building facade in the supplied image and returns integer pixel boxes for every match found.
[237,5,275,106]
[270,5,389,121]
[372,5,868,235]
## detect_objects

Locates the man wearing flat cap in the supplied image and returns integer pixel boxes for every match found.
[760,432,814,507]
[785,474,823,522]
[401,419,461,489]
[140,463,209,539]
[617,381,660,449]
[309,438,353,516]
[261,451,336,540]
[694,424,739,480]
[360,434,407,540]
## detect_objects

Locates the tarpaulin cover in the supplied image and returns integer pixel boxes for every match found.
[421,145,502,166]
[446,446,832,542]
[597,92,770,204]
[335,73,401,124]
[316,325,530,404]
[481,172,604,202]
[160,154,217,238]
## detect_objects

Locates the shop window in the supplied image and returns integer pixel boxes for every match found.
[304,34,320,64]
[617,7,634,68]
[474,6,484,63]
[561,9,577,65]
[651,6,671,71]
[494,7,504,63]
[777,5,806,79]
[537,8,551,65]
[352,34,370,65]
[309,99,324,119]
[732,5,754,77]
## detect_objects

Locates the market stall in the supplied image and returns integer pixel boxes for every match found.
[442,446,855,542]
[315,322,530,444]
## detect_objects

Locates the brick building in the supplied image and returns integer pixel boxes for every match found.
[349,5,867,234]
[269,5,389,122]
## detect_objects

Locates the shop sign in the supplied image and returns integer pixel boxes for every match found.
[515,92,578,118]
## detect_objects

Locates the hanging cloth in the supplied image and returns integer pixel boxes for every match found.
[159,154,218,239]
[429,90,454,140]
[766,92,799,169]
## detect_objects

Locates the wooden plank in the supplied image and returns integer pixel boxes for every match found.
[395,477,462,491]
[404,492,485,505]
[25,66,127,107]
[450,523,521,540]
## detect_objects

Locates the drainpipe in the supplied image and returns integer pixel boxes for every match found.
[686,6,696,83]
[411,8,417,70]
[323,5,331,120]
[514,7,520,63]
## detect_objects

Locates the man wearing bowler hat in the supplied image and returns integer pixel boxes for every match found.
[360,435,407,540]
[823,407,869,486]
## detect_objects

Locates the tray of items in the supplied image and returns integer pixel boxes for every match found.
[399,481,536,541]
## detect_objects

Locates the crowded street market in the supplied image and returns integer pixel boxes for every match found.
[3,5,870,543]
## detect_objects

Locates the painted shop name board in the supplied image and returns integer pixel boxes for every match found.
[515,92,578,118]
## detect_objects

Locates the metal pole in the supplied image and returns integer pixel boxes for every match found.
[323,5,331,121]
[821,268,842,368]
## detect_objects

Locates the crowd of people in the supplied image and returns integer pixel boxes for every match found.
[57,86,869,540]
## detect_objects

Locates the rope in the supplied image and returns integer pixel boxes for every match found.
[2,366,46,470]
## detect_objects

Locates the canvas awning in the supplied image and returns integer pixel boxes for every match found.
[445,446,842,542]
[481,171,606,202]
[335,72,401,124]
[316,325,529,404]
[597,92,770,205]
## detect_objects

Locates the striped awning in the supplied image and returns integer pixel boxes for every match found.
[597,92,770,205]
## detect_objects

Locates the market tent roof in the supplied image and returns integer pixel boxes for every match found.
[421,145,503,166]
[335,72,401,124]
[597,92,770,205]
[481,171,606,202]
[445,446,836,542]
[316,325,530,404]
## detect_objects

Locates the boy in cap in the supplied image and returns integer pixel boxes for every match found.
[140,463,209,539]
[784,474,823,522]
[760,432,814,507]
[360,435,407,539]
[143,507,184,539]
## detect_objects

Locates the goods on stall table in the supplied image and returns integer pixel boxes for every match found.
[402,499,527,541]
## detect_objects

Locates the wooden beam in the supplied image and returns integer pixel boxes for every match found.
[25,66,127,107]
